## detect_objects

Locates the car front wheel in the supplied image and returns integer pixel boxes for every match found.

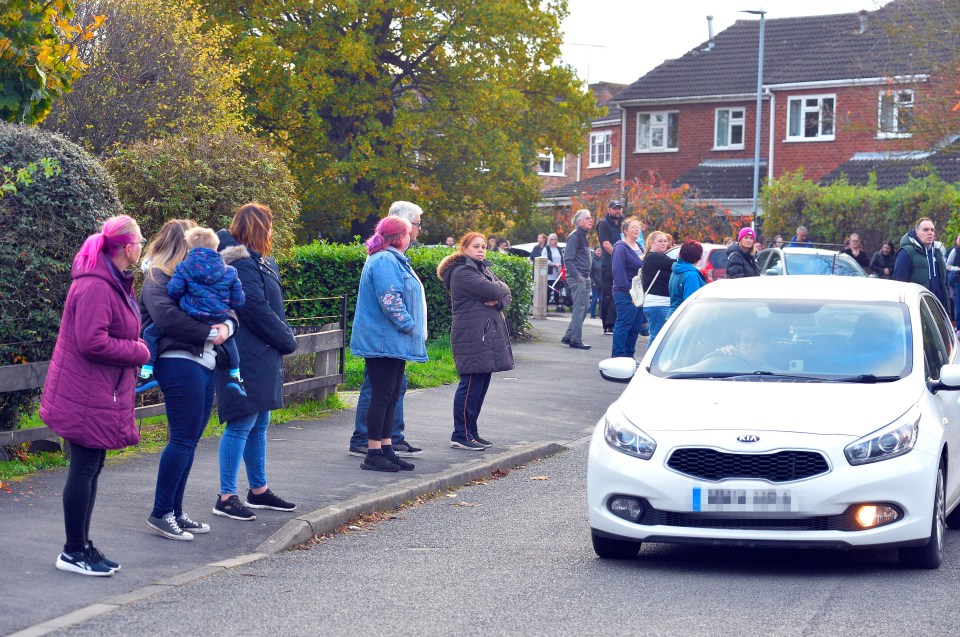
[898,460,946,569]
[592,530,641,560]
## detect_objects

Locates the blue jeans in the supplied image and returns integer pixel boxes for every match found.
[452,372,492,442]
[151,358,214,518]
[218,411,270,496]
[643,305,671,346]
[952,283,960,325]
[589,287,601,318]
[612,291,645,358]
[350,372,407,447]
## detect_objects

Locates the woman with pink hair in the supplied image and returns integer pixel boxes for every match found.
[40,215,151,576]
[349,216,428,472]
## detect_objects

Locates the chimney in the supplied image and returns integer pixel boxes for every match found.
[859,9,868,34]
[707,15,715,50]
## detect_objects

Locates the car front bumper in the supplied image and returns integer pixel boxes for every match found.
[587,421,938,548]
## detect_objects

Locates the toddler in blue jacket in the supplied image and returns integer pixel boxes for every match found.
[137,227,247,395]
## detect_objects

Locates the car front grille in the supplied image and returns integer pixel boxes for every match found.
[666,448,829,482]
[637,506,858,532]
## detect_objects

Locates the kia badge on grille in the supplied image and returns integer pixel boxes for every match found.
[737,434,760,443]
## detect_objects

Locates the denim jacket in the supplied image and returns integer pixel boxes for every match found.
[349,247,428,362]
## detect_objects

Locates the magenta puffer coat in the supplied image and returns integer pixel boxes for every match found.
[39,253,151,449]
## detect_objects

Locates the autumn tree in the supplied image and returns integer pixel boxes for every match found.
[41,0,247,155]
[200,0,597,241]
[572,174,748,244]
[0,0,103,124]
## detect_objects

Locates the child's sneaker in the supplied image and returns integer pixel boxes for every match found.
[227,376,247,397]
[136,371,157,393]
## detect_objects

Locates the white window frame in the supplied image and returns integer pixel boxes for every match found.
[537,152,565,176]
[635,111,679,153]
[714,107,745,150]
[786,94,836,141]
[589,131,612,167]
[877,89,914,139]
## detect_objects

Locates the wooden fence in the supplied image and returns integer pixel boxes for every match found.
[0,300,346,448]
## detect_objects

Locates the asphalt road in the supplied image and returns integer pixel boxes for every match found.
[52,440,960,637]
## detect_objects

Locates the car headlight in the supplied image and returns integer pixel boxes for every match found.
[603,406,656,460]
[844,408,919,466]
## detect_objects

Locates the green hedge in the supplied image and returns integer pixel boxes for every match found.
[0,121,123,431]
[279,243,532,342]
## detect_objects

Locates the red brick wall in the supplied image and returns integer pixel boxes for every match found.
[622,101,770,184]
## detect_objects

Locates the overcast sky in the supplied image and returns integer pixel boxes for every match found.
[560,0,894,86]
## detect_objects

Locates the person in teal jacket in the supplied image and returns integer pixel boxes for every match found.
[349,215,428,473]
[668,240,707,317]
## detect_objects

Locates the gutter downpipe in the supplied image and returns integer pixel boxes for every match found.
[767,88,775,186]
[620,107,627,193]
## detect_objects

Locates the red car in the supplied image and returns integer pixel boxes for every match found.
[666,242,728,282]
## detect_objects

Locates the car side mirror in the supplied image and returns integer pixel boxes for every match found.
[930,363,960,394]
[599,357,638,383]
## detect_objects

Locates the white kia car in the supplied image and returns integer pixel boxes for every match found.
[588,276,960,568]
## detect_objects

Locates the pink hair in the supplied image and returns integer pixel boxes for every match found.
[73,215,139,272]
[365,216,411,255]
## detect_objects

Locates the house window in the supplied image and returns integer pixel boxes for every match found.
[538,152,565,176]
[787,95,835,140]
[715,108,745,149]
[878,89,914,137]
[589,131,612,167]
[636,111,679,152]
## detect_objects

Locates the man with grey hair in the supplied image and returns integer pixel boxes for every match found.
[561,209,594,349]
[349,200,425,458]
[787,225,813,248]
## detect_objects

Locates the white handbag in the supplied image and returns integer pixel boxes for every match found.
[630,270,659,307]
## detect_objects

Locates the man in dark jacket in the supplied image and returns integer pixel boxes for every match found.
[725,227,760,279]
[597,200,624,333]
[562,209,594,349]
[894,217,948,307]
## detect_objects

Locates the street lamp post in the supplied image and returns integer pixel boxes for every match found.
[743,9,766,232]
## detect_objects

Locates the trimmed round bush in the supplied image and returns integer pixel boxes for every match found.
[0,121,123,431]
[106,130,301,256]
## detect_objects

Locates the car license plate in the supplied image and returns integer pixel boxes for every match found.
[691,487,797,512]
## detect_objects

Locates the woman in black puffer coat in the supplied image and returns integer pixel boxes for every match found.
[725,227,760,279]
[437,232,514,450]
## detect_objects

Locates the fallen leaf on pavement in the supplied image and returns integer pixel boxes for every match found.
[530,476,550,481]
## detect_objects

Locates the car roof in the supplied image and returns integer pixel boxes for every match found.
[695,275,922,303]
[772,247,850,256]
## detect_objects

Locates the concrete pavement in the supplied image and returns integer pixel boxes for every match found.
[0,316,626,637]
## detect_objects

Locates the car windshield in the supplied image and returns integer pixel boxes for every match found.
[651,299,911,380]
[784,253,864,276]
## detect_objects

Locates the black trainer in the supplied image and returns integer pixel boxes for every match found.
[385,453,415,471]
[55,548,113,577]
[135,372,157,393]
[245,488,297,511]
[213,494,256,521]
[472,435,493,448]
[348,443,369,457]
[361,454,400,472]
[393,440,423,456]
[85,542,120,572]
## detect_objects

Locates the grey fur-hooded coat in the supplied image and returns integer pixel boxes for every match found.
[437,253,514,375]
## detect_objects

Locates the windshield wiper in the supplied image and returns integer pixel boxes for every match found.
[829,374,900,383]
[664,372,747,379]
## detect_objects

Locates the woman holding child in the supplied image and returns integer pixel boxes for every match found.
[141,219,231,540]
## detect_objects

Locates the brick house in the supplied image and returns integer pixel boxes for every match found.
[601,0,958,216]
[538,82,625,206]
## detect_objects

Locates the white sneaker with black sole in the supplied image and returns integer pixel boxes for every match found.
[55,548,113,577]
[146,512,194,540]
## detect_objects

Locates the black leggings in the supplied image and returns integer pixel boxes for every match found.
[62,441,106,553]
[365,357,406,442]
